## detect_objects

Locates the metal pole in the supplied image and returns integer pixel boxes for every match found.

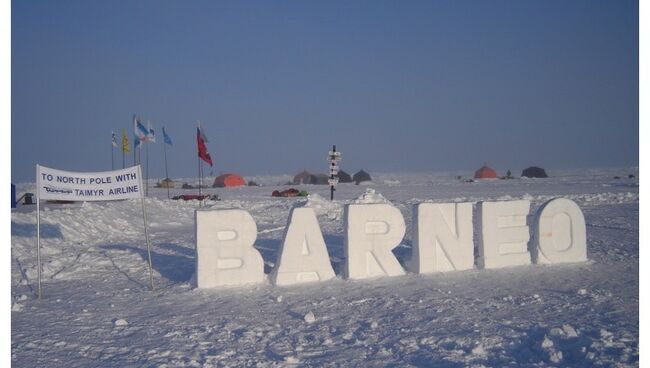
[36,197,42,299]
[145,142,149,197]
[163,139,170,199]
[122,149,125,169]
[330,145,336,201]
[139,168,154,290]
[111,144,114,170]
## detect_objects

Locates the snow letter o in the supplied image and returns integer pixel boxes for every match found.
[195,209,264,288]
[532,198,587,264]
[344,203,406,279]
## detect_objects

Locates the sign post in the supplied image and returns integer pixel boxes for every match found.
[328,145,341,201]
[35,164,154,298]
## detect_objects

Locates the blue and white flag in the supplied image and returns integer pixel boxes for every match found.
[163,127,173,146]
[134,114,149,141]
[146,121,156,143]
[134,135,141,149]
[111,131,117,147]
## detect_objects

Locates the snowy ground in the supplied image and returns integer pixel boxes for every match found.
[11,168,639,367]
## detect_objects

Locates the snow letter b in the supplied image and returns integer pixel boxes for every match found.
[532,198,587,264]
[270,207,335,286]
[195,209,264,288]
[344,203,406,279]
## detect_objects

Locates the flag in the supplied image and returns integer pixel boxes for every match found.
[111,131,117,147]
[197,127,213,166]
[198,124,208,143]
[121,129,130,153]
[134,135,141,149]
[163,127,173,146]
[146,121,156,143]
[134,114,149,141]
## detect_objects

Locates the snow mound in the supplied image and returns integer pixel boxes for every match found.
[304,193,343,219]
[353,188,392,205]
[303,311,316,324]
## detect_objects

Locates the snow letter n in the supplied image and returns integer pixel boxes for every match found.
[407,202,474,273]
[344,203,406,279]
[195,209,264,288]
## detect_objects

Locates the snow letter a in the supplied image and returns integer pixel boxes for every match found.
[270,207,335,286]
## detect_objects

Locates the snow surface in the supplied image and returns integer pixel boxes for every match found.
[12,168,638,367]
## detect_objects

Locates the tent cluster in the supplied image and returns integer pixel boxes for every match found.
[473,165,549,180]
[293,169,371,185]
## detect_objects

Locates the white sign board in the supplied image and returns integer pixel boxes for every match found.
[37,165,143,201]
[34,164,152,298]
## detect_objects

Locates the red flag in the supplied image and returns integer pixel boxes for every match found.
[197,127,213,166]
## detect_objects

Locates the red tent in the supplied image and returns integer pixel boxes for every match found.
[474,166,498,179]
[213,174,246,187]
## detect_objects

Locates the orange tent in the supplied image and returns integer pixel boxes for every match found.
[474,166,498,179]
[213,173,246,187]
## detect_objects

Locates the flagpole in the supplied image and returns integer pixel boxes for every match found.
[145,142,149,197]
[163,137,170,199]
[111,142,114,170]
[122,148,125,169]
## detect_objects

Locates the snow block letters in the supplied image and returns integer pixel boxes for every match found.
[344,203,406,279]
[195,209,265,288]
[407,202,474,273]
[531,198,587,264]
[193,198,588,288]
[477,200,532,269]
[270,207,336,286]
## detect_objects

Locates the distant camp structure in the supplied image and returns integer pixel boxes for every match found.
[474,165,498,179]
[521,166,548,178]
[213,173,246,188]
[338,170,352,183]
[292,170,330,185]
[155,178,175,188]
[293,170,314,185]
[312,174,329,185]
[353,170,372,184]
[272,188,308,198]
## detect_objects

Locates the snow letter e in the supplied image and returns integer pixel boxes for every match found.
[531,198,587,264]
[407,202,474,274]
[344,203,406,279]
[270,207,335,286]
[195,209,264,288]
[477,200,531,269]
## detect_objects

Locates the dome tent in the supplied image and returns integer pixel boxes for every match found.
[293,170,314,185]
[521,166,548,178]
[474,165,498,179]
[312,174,330,185]
[337,170,352,183]
[353,170,372,184]
[155,178,175,188]
[213,173,246,188]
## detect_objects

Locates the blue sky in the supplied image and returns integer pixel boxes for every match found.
[11,0,638,182]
